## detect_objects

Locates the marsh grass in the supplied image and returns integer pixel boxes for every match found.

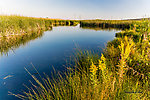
[0,15,78,36]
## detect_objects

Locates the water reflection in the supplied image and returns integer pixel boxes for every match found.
[80,25,123,31]
[0,29,52,56]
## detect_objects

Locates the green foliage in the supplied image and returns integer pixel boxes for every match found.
[115,30,140,42]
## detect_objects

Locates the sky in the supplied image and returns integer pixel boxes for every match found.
[0,0,150,20]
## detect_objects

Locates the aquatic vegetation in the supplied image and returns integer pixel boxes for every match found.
[3,75,14,79]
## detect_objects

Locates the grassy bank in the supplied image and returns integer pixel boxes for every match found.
[0,15,78,37]
[0,16,51,37]
[10,19,150,99]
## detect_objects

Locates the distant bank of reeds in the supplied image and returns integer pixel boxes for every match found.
[80,19,141,30]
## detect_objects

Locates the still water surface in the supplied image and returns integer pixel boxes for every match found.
[0,25,118,100]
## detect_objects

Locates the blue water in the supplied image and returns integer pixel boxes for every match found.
[0,25,117,100]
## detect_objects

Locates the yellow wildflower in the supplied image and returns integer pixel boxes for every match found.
[99,54,106,71]
[90,62,98,75]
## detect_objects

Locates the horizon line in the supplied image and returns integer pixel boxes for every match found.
[0,14,149,20]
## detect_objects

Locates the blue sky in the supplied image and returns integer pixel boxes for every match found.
[0,0,150,19]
